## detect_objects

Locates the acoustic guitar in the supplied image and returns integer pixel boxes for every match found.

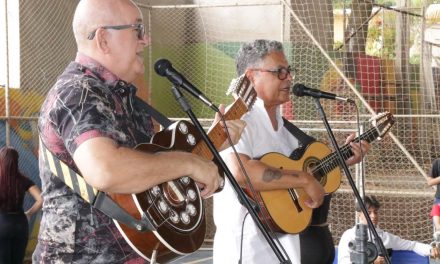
[109,75,256,263]
[250,112,395,234]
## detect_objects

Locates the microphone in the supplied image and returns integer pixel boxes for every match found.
[292,83,354,103]
[154,58,219,112]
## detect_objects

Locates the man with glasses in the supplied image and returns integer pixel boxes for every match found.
[33,0,245,263]
[212,39,370,264]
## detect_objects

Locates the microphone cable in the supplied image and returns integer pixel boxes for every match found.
[348,100,366,198]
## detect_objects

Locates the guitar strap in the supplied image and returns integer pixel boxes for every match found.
[39,98,173,233]
[39,138,155,232]
[134,96,173,128]
[282,117,315,160]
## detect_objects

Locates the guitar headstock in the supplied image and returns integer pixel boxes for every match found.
[369,112,395,140]
[226,74,257,111]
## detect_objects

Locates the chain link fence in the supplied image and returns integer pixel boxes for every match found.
[1,1,440,259]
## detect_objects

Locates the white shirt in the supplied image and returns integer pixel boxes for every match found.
[338,225,432,264]
[425,24,440,68]
[213,98,301,264]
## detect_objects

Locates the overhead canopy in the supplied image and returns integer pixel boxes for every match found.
[426,4,440,24]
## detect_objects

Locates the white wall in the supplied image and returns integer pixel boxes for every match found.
[0,0,20,89]
[193,0,283,42]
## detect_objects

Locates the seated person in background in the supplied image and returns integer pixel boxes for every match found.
[427,158,440,239]
[338,195,440,264]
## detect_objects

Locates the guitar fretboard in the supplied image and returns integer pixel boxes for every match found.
[192,99,248,159]
[313,123,386,178]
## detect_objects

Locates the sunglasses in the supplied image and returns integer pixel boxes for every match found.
[87,23,145,40]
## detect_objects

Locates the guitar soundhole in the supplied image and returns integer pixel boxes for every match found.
[304,158,327,185]
[163,182,184,206]
[143,177,203,232]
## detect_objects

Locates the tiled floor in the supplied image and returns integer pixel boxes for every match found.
[169,248,213,264]
[170,248,440,264]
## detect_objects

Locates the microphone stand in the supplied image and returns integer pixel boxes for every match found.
[171,86,291,264]
[312,97,390,264]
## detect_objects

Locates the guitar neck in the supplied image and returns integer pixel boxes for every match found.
[192,99,248,159]
[314,126,382,176]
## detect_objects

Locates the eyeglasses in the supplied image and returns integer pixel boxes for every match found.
[250,65,296,80]
[87,23,145,40]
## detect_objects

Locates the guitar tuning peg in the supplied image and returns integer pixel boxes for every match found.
[226,77,238,96]
[226,74,245,96]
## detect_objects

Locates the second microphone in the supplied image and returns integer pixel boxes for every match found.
[292,83,353,103]
[154,58,219,112]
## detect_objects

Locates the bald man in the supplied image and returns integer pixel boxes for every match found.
[33,0,245,262]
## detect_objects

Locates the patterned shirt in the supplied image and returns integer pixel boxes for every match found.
[33,53,154,264]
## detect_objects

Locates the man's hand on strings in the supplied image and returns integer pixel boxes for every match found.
[209,104,246,151]
[344,133,371,166]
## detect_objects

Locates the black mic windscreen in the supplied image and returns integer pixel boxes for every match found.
[154,58,171,76]
[292,83,306,97]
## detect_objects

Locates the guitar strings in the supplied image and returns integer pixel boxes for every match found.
[311,125,380,176]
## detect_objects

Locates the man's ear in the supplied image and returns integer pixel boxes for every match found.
[95,28,110,53]
[245,69,255,84]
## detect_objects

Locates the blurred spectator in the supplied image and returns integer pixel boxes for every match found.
[0,146,42,264]
[427,159,440,239]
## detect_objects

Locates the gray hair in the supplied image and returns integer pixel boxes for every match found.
[235,39,284,76]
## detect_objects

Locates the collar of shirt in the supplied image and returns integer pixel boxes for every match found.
[254,97,283,128]
[74,52,136,95]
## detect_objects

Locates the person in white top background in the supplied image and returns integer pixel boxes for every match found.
[213,39,370,264]
[338,195,440,264]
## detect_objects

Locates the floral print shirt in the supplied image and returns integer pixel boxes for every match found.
[34,53,154,264]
